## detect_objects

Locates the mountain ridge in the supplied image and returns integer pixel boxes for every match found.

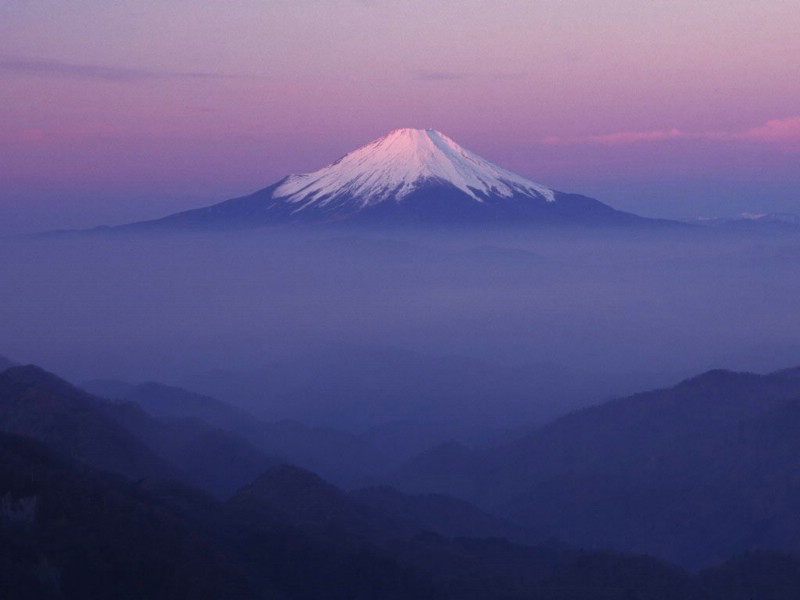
[109,128,672,231]
[390,363,800,567]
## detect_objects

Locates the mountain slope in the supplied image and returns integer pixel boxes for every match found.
[0,432,251,600]
[222,461,800,600]
[5,372,800,598]
[228,463,529,544]
[117,128,660,230]
[277,127,556,206]
[83,377,395,488]
[0,355,16,372]
[103,400,277,498]
[391,366,800,567]
[0,366,176,481]
[83,380,258,436]
[0,366,276,497]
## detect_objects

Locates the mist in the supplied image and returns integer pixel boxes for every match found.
[2,226,800,435]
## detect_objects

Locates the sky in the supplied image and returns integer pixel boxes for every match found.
[1,0,799,234]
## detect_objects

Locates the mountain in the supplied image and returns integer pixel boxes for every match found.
[228,463,528,544]
[83,380,256,433]
[82,378,395,488]
[6,368,800,598]
[390,365,800,567]
[0,366,176,481]
[0,366,276,497]
[117,128,659,230]
[0,432,253,600]
[179,344,647,436]
[6,433,800,600]
[216,462,800,600]
[103,400,277,498]
[689,212,800,232]
[0,354,17,373]
[351,485,531,543]
[80,378,135,399]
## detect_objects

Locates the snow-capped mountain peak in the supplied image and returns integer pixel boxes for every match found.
[274,128,555,210]
[116,127,653,231]
[738,212,800,224]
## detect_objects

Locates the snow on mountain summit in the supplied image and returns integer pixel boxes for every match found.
[115,127,657,231]
[274,128,556,209]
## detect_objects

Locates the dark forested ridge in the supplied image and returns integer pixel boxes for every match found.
[0,432,254,599]
[0,365,178,481]
[393,366,800,567]
[0,354,16,372]
[4,362,800,598]
[82,377,402,488]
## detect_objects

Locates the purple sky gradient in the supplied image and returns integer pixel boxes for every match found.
[1,0,799,233]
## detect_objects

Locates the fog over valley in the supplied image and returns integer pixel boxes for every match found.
[3,226,799,437]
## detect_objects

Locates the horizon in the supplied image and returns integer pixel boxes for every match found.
[2,1,799,234]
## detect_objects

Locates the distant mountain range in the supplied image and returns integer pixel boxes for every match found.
[81,377,394,489]
[0,354,16,372]
[392,365,800,567]
[112,128,667,231]
[5,361,800,598]
[0,365,271,496]
[687,212,800,231]
[168,344,675,437]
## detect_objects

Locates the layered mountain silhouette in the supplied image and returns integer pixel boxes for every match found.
[173,344,660,436]
[0,432,249,599]
[0,354,17,372]
[690,212,800,232]
[81,378,396,488]
[392,366,800,567]
[114,128,663,230]
[5,362,800,598]
[0,366,177,481]
[0,366,275,496]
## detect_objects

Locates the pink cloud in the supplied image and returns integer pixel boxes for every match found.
[739,117,800,142]
[544,117,800,147]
